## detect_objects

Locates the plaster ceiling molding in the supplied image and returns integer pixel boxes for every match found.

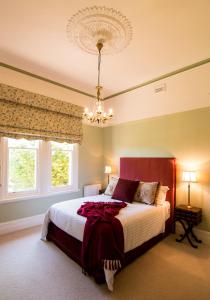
[66,6,132,55]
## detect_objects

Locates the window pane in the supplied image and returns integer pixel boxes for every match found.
[51,141,73,151]
[8,138,38,149]
[8,148,36,193]
[51,142,72,187]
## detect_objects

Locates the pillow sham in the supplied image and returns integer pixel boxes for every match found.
[104,176,119,196]
[134,181,159,205]
[112,178,139,203]
[155,185,170,206]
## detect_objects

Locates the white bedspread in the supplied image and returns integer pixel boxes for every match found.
[41,195,170,291]
[41,194,170,252]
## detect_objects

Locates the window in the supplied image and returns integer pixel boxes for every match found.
[7,139,38,193]
[49,141,78,192]
[51,142,73,188]
[0,138,78,201]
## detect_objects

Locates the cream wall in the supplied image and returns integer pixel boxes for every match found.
[103,107,210,232]
[105,63,210,125]
[0,67,103,222]
[0,66,94,108]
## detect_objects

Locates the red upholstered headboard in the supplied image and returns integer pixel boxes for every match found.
[120,157,176,233]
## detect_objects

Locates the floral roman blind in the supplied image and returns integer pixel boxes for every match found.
[0,83,83,144]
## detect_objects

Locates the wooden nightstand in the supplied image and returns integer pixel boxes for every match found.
[175,204,202,248]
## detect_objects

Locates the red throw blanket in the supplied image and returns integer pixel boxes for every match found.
[77,201,127,278]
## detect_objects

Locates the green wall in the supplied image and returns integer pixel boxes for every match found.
[103,107,210,232]
[1,107,210,233]
[0,125,103,222]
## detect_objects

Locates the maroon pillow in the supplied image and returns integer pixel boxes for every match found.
[112,178,139,203]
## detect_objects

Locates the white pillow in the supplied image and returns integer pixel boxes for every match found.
[104,176,119,196]
[155,186,169,206]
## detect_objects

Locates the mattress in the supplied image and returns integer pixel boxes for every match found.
[42,194,170,253]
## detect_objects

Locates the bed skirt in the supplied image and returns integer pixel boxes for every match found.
[46,221,167,283]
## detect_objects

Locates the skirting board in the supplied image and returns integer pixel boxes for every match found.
[176,223,210,245]
[0,214,45,236]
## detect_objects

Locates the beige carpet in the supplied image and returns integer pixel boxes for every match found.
[0,226,210,300]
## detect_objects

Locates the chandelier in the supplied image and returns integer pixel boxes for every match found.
[83,41,113,124]
[66,6,132,124]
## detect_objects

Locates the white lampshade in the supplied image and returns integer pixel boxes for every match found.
[104,166,112,174]
[182,171,197,182]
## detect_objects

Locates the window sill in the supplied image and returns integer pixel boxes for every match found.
[0,188,81,204]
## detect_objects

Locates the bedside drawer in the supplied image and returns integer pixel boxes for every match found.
[175,205,202,225]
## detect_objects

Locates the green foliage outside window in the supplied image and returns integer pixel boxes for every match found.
[7,139,72,193]
[8,149,36,192]
[51,149,70,187]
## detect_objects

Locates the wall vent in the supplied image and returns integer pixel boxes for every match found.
[154,83,167,93]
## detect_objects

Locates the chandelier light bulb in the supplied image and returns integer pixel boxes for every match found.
[97,103,102,112]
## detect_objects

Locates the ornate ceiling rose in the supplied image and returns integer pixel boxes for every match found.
[66,6,132,55]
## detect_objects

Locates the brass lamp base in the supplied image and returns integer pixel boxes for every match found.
[187,183,192,209]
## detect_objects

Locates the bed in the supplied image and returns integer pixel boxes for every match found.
[41,157,176,290]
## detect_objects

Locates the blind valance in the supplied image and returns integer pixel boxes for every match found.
[0,83,83,144]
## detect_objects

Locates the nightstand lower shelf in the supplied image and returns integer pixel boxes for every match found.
[175,218,202,248]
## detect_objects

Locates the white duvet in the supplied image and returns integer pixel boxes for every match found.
[41,194,170,290]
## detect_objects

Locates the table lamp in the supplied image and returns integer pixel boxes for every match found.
[182,171,197,208]
[104,166,112,185]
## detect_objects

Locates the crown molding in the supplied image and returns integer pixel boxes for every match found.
[104,58,210,100]
[0,62,96,99]
[1,58,209,102]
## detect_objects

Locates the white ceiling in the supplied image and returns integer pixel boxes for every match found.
[0,0,210,98]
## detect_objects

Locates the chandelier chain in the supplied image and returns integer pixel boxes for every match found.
[97,47,101,88]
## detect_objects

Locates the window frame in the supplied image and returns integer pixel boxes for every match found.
[0,138,79,202]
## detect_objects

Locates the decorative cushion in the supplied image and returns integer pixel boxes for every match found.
[112,178,139,203]
[155,186,169,206]
[104,176,119,196]
[134,182,159,205]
